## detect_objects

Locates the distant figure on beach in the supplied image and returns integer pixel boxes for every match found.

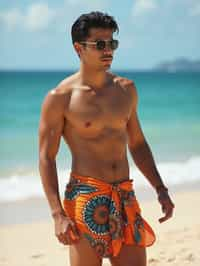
[39,11,175,266]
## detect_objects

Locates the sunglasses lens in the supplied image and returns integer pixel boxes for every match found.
[95,40,119,50]
[96,40,106,50]
[111,40,119,50]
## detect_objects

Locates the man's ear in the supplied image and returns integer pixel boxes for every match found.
[74,42,82,58]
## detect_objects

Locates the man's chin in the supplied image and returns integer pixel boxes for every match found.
[102,61,112,69]
[95,61,112,71]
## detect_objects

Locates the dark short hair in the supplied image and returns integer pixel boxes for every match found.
[71,11,119,44]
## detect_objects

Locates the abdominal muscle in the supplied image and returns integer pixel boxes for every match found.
[63,125,130,183]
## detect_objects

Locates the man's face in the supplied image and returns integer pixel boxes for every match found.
[75,28,117,71]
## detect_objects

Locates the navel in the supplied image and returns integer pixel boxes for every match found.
[85,121,92,127]
[124,116,129,124]
[111,163,117,170]
[50,129,55,136]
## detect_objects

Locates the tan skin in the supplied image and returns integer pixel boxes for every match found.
[39,28,174,266]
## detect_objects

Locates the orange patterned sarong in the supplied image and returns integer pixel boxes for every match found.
[63,172,156,258]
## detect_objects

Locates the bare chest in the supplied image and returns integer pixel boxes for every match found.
[65,86,133,137]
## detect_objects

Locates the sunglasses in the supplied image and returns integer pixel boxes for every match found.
[79,39,119,51]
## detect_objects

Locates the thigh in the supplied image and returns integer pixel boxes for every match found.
[109,244,146,266]
[69,234,102,266]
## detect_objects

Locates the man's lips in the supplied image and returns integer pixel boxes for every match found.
[101,57,113,61]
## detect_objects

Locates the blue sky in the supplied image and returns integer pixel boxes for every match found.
[0,0,200,70]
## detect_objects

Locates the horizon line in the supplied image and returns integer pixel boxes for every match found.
[0,68,199,73]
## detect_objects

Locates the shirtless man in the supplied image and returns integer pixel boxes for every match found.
[39,11,174,266]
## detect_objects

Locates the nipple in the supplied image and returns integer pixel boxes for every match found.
[85,121,91,127]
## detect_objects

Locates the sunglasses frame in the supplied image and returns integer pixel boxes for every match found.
[79,39,119,51]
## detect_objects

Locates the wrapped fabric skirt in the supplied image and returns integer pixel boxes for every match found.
[63,172,156,258]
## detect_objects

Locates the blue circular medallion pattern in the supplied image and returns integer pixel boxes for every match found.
[92,238,108,257]
[83,195,116,235]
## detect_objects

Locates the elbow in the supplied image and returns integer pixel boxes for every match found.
[128,139,147,153]
[38,155,55,176]
[39,151,55,166]
[128,144,138,154]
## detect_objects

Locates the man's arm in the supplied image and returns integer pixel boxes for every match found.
[39,89,66,217]
[126,81,174,223]
[126,85,165,190]
[39,87,80,244]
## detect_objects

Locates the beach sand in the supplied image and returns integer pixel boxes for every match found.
[0,187,200,266]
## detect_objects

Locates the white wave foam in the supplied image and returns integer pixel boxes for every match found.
[0,157,200,202]
[0,169,71,203]
[131,156,200,187]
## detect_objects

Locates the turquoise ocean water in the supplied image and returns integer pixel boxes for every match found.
[0,71,200,201]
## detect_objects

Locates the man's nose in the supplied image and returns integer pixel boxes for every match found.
[103,44,112,52]
[102,46,113,55]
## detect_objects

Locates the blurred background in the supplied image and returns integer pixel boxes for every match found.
[0,0,200,217]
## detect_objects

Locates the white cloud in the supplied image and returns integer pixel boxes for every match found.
[190,2,200,16]
[132,0,158,17]
[0,1,108,33]
[24,3,57,31]
[66,0,85,5]
[130,0,200,31]
[0,3,58,32]
[65,0,107,10]
[0,8,22,30]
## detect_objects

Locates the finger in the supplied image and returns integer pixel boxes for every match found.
[62,224,79,244]
[57,235,70,245]
[171,201,175,209]
[60,233,73,245]
[159,208,173,223]
[57,230,70,242]
[60,238,69,245]
[70,224,80,240]
[57,230,72,245]
[64,227,75,244]
[160,198,175,212]
[67,226,80,244]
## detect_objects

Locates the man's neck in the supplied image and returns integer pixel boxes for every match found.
[78,64,109,90]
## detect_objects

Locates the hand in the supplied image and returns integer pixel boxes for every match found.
[157,188,175,223]
[53,212,80,245]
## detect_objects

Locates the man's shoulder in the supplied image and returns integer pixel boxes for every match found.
[42,87,70,112]
[43,73,78,108]
[50,72,79,97]
[56,72,80,94]
[110,72,137,95]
